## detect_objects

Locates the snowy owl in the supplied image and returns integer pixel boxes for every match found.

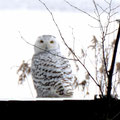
[31,35,77,97]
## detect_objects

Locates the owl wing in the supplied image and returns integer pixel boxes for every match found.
[31,53,77,97]
[57,56,78,96]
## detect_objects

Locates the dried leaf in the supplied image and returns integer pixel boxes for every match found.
[68,50,72,57]
[85,73,90,80]
[111,39,116,47]
[73,76,79,88]
[92,36,98,44]
[81,49,86,58]
[116,62,120,72]
[86,91,89,95]
[79,80,87,86]
[88,36,98,49]
[17,60,31,84]
[99,65,104,73]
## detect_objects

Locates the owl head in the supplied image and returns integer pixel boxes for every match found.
[34,35,60,54]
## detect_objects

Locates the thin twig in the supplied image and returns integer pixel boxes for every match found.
[96,4,108,15]
[104,0,110,5]
[93,0,109,82]
[112,4,120,11]
[106,28,118,35]
[65,0,99,21]
[70,27,75,51]
[110,12,118,18]
[26,76,34,98]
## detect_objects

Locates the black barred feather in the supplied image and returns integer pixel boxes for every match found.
[31,52,77,97]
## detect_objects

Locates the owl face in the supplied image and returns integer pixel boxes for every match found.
[34,35,60,54]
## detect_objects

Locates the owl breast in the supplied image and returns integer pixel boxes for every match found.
[31,52,75,97]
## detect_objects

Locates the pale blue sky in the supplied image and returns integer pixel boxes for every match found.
[0,0,91,11]
[0,0,119,12]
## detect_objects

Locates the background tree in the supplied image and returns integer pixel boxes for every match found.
[65,0,120,100]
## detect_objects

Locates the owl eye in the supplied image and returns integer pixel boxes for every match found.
[40,40,44,43]
[50,40,54,44]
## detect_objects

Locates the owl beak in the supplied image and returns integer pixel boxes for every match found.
[45,45,48,50]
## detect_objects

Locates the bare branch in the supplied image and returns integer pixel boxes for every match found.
[17,60,31,84]
[38,0,100,88]
[106,28,118,35]
[70,27,76,51]
[64,0,99,21]
[110,12,118,18]
[112,4,120,11]
[96,4,109,15]
[104,0,110,5]
[93,0,100,17]
[93,0,110,81]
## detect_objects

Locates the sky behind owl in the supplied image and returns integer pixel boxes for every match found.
[0,0,120,100]
[0,0,120,11]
